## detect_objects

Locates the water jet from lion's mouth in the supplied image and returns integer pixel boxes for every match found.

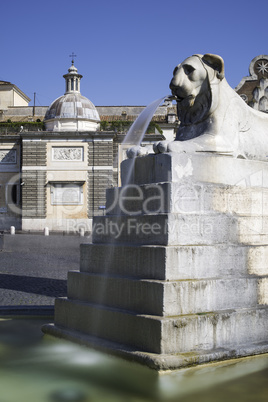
[122,95,171,147]
[122,95,173,186]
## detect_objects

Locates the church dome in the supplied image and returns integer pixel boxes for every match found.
[44,59,100,132]
[45,93,100,121]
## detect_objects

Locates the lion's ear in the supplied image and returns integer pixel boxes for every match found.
[202,54,225,80]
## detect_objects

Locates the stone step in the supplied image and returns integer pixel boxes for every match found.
[106,182,268,216]
[92,213,268,246]
[54,298,268,355]
[238,216,268,244]
[80,243,268,280]
[42,323,268,371]
[92,213,238,246]
[121,152,268,187]
[67,272,264,316]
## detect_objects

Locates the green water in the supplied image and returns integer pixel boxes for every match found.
[0,318,267,402]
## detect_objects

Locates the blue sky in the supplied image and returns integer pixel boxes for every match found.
[1,0,267,107]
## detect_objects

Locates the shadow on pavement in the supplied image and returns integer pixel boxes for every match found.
[0,273,67,297]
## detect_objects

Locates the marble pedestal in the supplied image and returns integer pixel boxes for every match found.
[42,152,268,370]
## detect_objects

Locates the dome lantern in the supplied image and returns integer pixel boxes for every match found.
[63,57,83,94]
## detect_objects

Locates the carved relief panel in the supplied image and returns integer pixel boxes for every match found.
[52,147,84,162]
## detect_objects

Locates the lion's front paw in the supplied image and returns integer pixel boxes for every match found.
[153,141,170,154]
[154,140,186,154]
[166,141,185,153]
[126,146,149,159]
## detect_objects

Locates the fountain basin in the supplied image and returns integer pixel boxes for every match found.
[43,152,268,370]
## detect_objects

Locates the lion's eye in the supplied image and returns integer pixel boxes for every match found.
[173,66,179,76]
[183,64,195,75]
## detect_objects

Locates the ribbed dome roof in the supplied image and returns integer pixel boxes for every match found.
[44,60,100,131]
[44,93,100,121]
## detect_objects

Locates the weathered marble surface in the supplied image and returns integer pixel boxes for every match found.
[153,53,268,162]
[43,152,268,370]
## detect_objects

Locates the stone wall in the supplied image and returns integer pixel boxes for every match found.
[87,140,113,166]
[87,139,114,217]
[21,170,47,218]
[21,141,47,218]
[22,140,47,166]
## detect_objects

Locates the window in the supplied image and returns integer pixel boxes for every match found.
[50,183,84,205]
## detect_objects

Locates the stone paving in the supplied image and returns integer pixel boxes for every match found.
[0,234,90,314]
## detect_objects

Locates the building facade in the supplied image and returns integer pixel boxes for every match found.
[0,61,172,233]
[235,55,268,112]
[0,81,30,110]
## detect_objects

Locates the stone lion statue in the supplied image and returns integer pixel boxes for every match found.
[153,53,268,162]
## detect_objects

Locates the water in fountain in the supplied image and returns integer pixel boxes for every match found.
[123,95,169,146]
[121,95,170,186]
[6,318,267,401]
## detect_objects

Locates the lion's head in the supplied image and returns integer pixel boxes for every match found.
[170,54,225,126]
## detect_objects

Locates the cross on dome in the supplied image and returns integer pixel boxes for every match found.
[69,52,77,65]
